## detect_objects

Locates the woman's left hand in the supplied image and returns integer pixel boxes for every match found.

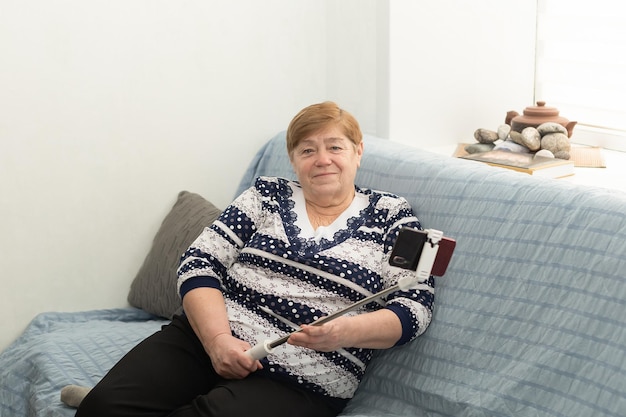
[287,318,347,352]
[286,309,403,351]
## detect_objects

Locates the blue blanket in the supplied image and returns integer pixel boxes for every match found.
[0,308,166,417]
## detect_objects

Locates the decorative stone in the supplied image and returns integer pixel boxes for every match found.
[537,122,568,136]
[520,127,541,151]
[474,128,499,144]
[509,131,525,146]
[509,129,540,151]
[497,124,511,140]
[554,150,571,160]
[541,132,571,160]
[465,143,495,154]
[535,149,555,158]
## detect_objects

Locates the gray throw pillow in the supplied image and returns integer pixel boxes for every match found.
[127,191,222,318]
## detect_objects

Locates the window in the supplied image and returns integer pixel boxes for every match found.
[535,0,626,151]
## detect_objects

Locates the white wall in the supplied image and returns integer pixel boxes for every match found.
[386,1,537,146]
[0,0,536,351]
[0,0,334,350]
[325,0,379,134]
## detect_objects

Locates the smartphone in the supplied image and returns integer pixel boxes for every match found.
[389,227,456,276]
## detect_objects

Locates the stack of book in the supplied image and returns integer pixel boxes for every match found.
[460,150,575,179]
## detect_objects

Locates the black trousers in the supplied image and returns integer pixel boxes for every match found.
[75,315,340,417]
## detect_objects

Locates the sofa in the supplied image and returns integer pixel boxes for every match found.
[1,131,625,417]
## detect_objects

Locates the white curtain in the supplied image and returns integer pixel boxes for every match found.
[535,0,626,147]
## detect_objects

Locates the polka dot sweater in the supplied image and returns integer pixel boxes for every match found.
[177,176,434,400]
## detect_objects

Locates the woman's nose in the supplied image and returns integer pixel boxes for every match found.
[315,150,332,165]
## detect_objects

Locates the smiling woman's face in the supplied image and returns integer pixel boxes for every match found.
[290,126,363,206]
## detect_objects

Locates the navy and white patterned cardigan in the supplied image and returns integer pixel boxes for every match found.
[177,176,434,401]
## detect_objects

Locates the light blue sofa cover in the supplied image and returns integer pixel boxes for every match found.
[236,131,626,417]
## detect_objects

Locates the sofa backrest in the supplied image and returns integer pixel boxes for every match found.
[236,132,626,417]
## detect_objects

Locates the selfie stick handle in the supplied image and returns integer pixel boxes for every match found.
[245,229,443,360]
[246,339,275,361]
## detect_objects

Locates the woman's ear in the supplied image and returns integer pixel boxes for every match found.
[356,142,364,167]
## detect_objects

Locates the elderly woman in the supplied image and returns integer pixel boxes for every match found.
[76,102,434,417]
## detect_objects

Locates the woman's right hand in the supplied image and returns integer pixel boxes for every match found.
[182,288,262,379]
[205,332,262,379]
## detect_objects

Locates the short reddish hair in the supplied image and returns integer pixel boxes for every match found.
[286,101,362,155]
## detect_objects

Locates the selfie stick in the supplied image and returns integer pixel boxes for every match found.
[245,229,444,360]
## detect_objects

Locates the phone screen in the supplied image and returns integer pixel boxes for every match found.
[389,228,456,276]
